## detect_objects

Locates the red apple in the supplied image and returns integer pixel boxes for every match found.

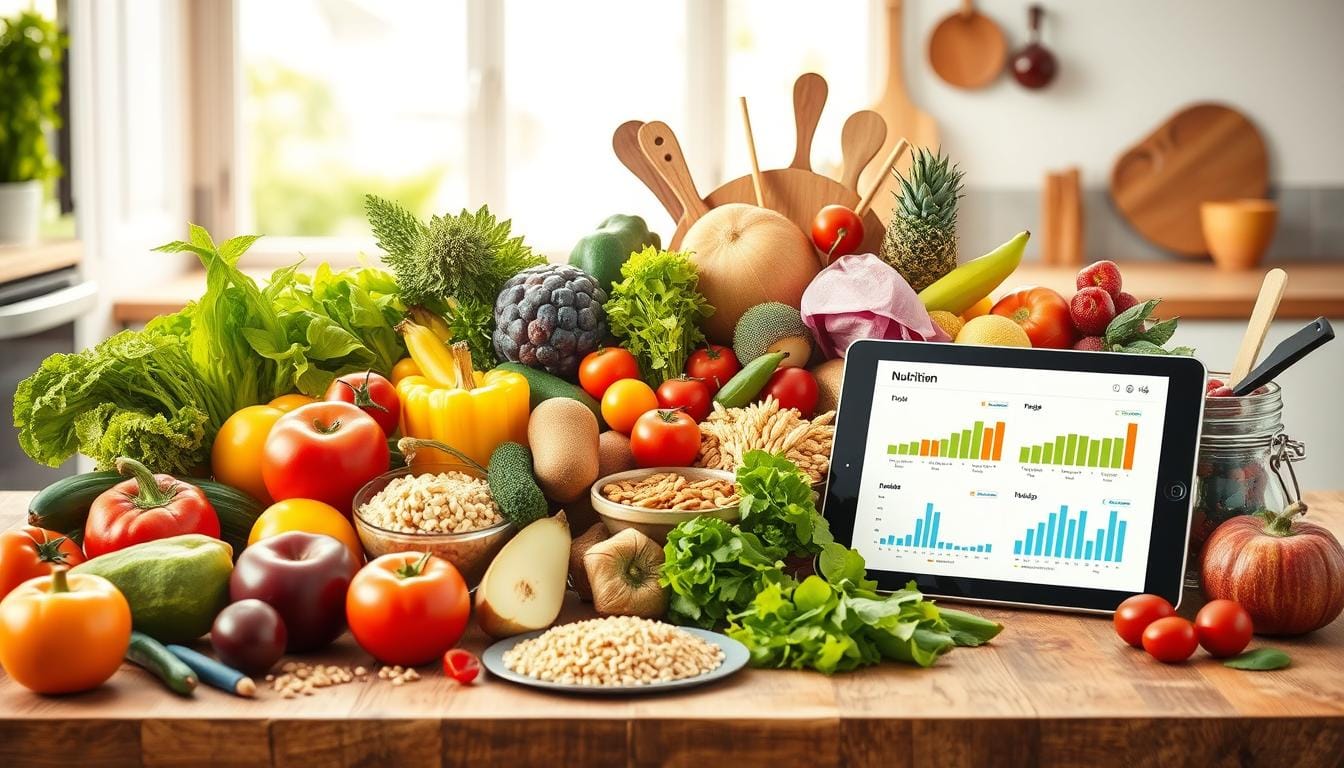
[211,599,287,675]
[230,531,356,652]
[1201,504,1344,635]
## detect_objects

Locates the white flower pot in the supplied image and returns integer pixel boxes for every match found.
[0,180,43,245]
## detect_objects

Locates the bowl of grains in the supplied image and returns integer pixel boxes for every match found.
[591,467,740,543]
[353,462,514,587]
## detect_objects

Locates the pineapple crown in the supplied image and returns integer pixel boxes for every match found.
[890,147,965,229]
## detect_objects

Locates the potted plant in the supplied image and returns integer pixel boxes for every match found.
[0,10,66,245]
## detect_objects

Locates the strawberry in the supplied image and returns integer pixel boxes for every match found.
[1069,287,1116,336]
[1076,260,1124,298]
[1113,291,1140,313]
[1072,336,1106,351]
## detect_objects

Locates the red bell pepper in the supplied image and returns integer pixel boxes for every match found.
[83,457,220,558]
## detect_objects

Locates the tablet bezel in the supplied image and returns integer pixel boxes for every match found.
[822,339,1207,613]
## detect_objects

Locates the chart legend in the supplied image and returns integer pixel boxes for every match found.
[1018,423,1137,470]
[877,503,993,553]
[1013,506,1128,563]
[888,420,1006,461]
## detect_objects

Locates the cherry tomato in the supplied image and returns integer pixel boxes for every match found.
[1194,599,1254,658]
[759,367,819,418]
[656,376,713,422]
[346,552,470,666]
[630,409,701,467]
[390,357,421,386]
[990,287,1076,349]
[1141,616,1199,663]
[0,570,131,694]
[249,499,364,569]
[325,370,401,437]
[1113,593,1176,648]
[261,401,390,514]
[212,405,285,504]
[443,648,481,685]
[0,526,84,600]
[685,345,741,394]
[579,347,642,399]
[601,378,659,435]
[811,204,865,263]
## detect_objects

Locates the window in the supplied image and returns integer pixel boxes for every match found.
[219,0,874,260]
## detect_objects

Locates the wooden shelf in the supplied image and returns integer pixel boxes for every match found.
[0,239,83,284]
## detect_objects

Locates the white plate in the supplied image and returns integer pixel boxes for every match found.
[481,625,750,695]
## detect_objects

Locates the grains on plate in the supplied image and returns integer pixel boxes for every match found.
[503,616,725,687]
[358,471,503,534]
[601,472,739,511]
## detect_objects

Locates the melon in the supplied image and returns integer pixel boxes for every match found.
[681,205,820,344]
[734,302,815,368]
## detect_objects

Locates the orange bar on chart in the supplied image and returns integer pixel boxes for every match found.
[930,440,940,457]
[991,421,1006,460]
[1123,423,1138,469]
[980,429,993,459]
[920,440,930,456]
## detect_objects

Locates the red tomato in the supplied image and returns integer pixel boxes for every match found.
[991,287,1076,349]
[685,345,741,394]
[325,371,400,437]
[629,409,701,467]
[0,527,84,599]
[443,648,481,685]
[84,459,220,559]
[656,376,713,422]
[1141,616,1199,663]
[759,367,819,418]
[1113,593,1176,648]
[579,347,641,399]
[262,401,390,514]
[346,552,471,666]
[811,204,865,262]
[1194,599,1254,658]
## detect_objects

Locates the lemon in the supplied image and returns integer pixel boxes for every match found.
[955,315,1031,347]
[928,310,964,340]
[961,296,994,321]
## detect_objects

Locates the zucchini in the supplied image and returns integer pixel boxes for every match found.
[714,351,787,408]
[28,471,266,555]
[126,631,197,696]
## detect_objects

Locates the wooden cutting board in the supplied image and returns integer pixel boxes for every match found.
[861,0,940,225]
[1110,103,1269,256]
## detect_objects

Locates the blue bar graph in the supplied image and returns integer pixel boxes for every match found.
[876,503,992,553]
[1013,506,1129,563]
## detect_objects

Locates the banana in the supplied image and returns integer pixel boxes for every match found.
[919,231,1030,315]
[396,319,460,387]
[408,305,454,343]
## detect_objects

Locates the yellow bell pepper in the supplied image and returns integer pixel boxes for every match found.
[395,321,529,468]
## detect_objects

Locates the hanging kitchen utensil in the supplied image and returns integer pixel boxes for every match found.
[789,73,827,171]
[928,0,1007,90]
[1229,268,1288,389]
[838,110,886,193]
[635,121,709,235]
[738,97,766,207]
[613,120,682,224]
[862,0,939,221]
[1010,5,1057,89]
[1231,317,1334,396]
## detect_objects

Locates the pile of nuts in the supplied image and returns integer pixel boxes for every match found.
[358,471,503,534]
[377,665,422,686]
[502,616,725,687]
[601,472,739,511]
[267,662,367,698]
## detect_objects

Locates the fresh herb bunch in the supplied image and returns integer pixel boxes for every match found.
[605,246,713,386]
[736,450,833,556]
[1102,299,1194,355]
[0,11,66,182]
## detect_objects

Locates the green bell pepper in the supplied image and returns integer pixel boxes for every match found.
[568,214,661,294]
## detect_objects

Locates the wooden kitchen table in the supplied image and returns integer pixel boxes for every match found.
[1,491,1341,768]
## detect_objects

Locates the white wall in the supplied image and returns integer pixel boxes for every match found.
[882,0,1344,188]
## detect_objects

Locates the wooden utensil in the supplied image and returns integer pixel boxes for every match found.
[1110,103,1269,255]
[1056,167,1083,265]
[789,72,827,171]
[839,110,887,193]
[863,0,940,223]
[613,120,682,223]
[1232,317,1334,396]
[857,139,910,218]
[1040,173,1062,265]
[1229,268,1288,388]
[738,97,766,207]
[636,121,709,233]
[928,0,1007,90]
[1010,5,1057,89]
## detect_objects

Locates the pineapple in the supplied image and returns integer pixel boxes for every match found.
[879,148,965,292]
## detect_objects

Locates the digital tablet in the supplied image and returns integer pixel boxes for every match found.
[822,340,1207,613]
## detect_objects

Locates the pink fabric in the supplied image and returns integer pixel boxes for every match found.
[800,253,949,359]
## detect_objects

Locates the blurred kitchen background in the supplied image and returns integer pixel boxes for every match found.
[1,0,1341,488]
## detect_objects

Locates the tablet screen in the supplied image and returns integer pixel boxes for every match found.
[854,359,1170,594]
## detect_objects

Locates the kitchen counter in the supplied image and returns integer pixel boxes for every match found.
[0,239,83,284]
[110,261,1344,326]
[0,491,1340,767]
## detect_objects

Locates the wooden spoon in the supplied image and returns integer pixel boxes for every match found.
[636,121,709,233]
[613,120,682,223]
[838,110,887,193]
[1229,268,1288,388]
[739,97,766,207]
[790,72,828,172]
[928,0,1007,90]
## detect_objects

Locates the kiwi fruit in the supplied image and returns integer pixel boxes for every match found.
[733,302,815,368]
[598,430,637,477]
[811,358,845,414]
[528,398,600,502]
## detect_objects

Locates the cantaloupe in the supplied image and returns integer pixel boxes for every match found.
[681,204,820,344]
[734,302,815,368]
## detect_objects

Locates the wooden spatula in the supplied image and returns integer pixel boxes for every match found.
[613,120,682,223]
[790,72,828,172]
[637,121,709,233]
[1229,268,1288,389]
[839,110,887,192]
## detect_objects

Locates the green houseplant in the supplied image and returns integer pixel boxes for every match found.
[0,10,66,244]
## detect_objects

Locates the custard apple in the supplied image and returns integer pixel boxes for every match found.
[493,264,607,378]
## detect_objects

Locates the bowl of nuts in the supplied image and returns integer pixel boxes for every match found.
[591,467,740,544]
[352,462,515,587]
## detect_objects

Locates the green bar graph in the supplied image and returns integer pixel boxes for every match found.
[1043,444,1054,463]
[1053,435,1066,465]
[887,420,1006,461]
[949,433,961,457]
[1018,423,1139,470]
[1088,441,1100,467]
[939,438,949,455]
[1031,445,1042,463]
[1019,446,1030,463]
[889,445,901,455]
[1065,434,1078,464]
[1110,438,1124,467]
[969,421,984,459]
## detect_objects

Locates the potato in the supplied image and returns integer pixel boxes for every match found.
[528,398,600,502]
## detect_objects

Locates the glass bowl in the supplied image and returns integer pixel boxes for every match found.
[352,462,515,588]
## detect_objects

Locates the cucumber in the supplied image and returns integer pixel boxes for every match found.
[714,351,787,408]
[126,631,198,696]
[494,362,606,428]
[28,471,265,555]
[487,442,549,527]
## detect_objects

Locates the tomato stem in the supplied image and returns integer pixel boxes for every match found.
[115,456,178,508]
[395,551,433,579]
[826,227,848,261]
[32,533,73,565]
[310,417,345,435]
[338,373,390,413]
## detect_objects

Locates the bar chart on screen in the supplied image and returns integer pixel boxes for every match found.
[887,420,1007,461]
[1012,505,1129,563]
[1018,423,1138,470]
[875,502,994,554]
